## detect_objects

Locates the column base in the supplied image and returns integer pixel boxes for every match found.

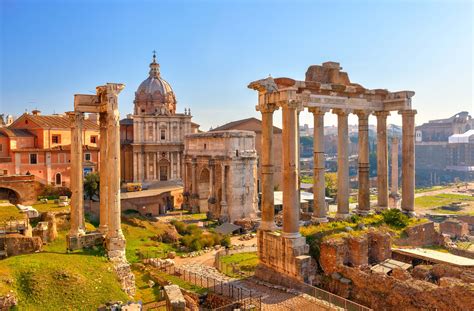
[336,212,351,220]
[259,220,278,231]
[311,217,328,224]
[98,225,108,236]
[355,209,371,216]
[402,210,417,218]
[106,234,126,259]
[281,231,301,239]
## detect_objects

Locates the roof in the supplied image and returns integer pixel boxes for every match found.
[448,129,474,144]
[0,128,35,137]
[120,118,134,125]
[121,185,183,200]
[10,113,99,130]
[211,117,282,133]
[393,248,474,267]
[214,222,241,235]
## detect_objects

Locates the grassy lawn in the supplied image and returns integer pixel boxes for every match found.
[415,185,449,194]
[122,216,177,263]
[32,201,70,213]
[151,270,207,295]
[0,204,23,222]
[0,252,128,310]
[218,252,258,278]
[415,193,474,210]
[132,266,164,304]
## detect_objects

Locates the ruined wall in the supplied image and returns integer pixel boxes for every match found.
[4,234,42,256]
[396,222,441,247]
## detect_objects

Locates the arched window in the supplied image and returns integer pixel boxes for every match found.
[55,173,62,185]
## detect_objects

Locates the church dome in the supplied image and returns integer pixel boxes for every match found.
[134,52,177,116]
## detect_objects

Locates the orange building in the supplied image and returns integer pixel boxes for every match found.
[0,111,100,187]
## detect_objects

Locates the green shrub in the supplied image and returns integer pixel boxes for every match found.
[381,209,409,229]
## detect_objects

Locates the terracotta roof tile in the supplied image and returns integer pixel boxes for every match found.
[211,117,282,133]
[26,115,99,130]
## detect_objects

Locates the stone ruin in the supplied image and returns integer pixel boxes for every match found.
[248,62,416,286]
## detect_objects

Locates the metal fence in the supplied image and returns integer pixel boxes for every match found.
[298,282,372,311]
[157,264,262,310]
[214,246,258,278]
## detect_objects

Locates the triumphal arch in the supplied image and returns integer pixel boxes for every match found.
[249,62,416,284]
[67,83,126,259]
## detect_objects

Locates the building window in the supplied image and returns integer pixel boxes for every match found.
[161,130,166,140]
[55,173,62,185]
[149,125,153,139]
[52,135,61,144]
[204,144,207,150]
[30,153,38,164]
[0,144,2,152]
[84,153,91,161]
[90,136,97,144]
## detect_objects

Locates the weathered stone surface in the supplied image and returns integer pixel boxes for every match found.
[367,230,392,263]
[5,234,42,256]
[164,285,186,311]
[347,236,368,267]
[440,219,469,238]
[0,294,17,310]
[411,265,432,281]
[320,238,347,274]
[396,222,441,247]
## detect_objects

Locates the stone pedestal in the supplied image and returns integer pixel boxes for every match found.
[256,230,313,284]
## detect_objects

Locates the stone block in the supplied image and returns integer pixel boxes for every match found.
[440,219,469,238]
[347,236,369,267]
[368,230,392,264]
[164,284,186,311]
[67,231,103,251]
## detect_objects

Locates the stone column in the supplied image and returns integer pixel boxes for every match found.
[209,159,215,199]
[153,153,157,180]
[191,159,197,195]
[333,109,350,219]
[356,110,371,215]
[281,101,300,238]
[103,84,126,257]
[220,163,228,219]
[133,152,138,182]
[399,110,417,216]
[391,137,399,195]
[257,103,278,231]
[375,111,390,209]
[98,112,108,234]
[146,153,150,181]
[67,111,85,236]
[170,152,175,180]
[309,107,328,222]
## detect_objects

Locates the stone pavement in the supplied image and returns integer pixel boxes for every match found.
[177,263,338,310]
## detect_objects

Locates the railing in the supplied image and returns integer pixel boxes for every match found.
[298,282,372,311]
[215,246,258,278]
[156,264,262,310]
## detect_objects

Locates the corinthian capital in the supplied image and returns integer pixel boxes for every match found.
[256,103,279,113]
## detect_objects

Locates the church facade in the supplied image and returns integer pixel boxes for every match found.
[120,54,199,184]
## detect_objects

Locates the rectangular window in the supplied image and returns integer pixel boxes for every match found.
[84,153,91,161]
[30,153,37,164]
[90,136,97,144]
[149,125,153,139]
[0,144,2,152]
[161,130,166,140]
[52,135,61,144]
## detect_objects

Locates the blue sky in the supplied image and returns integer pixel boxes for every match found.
[1,0,472,130]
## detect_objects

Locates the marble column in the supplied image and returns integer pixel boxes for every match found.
[153,153,157,180]
[191,159,197,195]
[133,152,138,182]
[146,153,150,181]
[375,111,390,209]
[220,163,228,219]
[334,109,350,219]
[257,103,278,231]
[209,159,215,199]
[103,85,126,256]
[98,112,108,234]
[356,110,371,215]
[67,111,85,236]
[399,110,417,216]
[309,107,328,222]
[391,137,399,195]
[281,101,300,238]
[170,152,175,180]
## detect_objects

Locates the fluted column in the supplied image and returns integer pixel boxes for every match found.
[391,137,399,196]
[209,159,215,199]
[375,111,390,209]
[67,111,85,236]
[356,110,371,215]
[281,101,300,238]
[191,159,197,195]
[257,103,278,231]
[98,112,108,234]
[399,110,417,216]
[333,109,350,218]
[309,107,328,222]
[220,163,228,218]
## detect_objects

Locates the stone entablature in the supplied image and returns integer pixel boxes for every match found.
[184,130,258,222]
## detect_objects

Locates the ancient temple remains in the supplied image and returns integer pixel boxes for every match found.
[67,83,126,259]
[183,130,258,222]
[249,61,416,284]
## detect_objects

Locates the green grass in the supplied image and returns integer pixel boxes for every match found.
[218,252,259,278]
[0,204,23,221]
[132,266,164,304]
[151,270,207,295]
[415,193,474,209]
[415,185,449,194]
[0,252,128,310]
[32,201,70,213]
[121,216,178,263]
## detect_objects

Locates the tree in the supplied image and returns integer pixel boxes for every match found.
[84,172,100,201]
[325,172,337,197]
